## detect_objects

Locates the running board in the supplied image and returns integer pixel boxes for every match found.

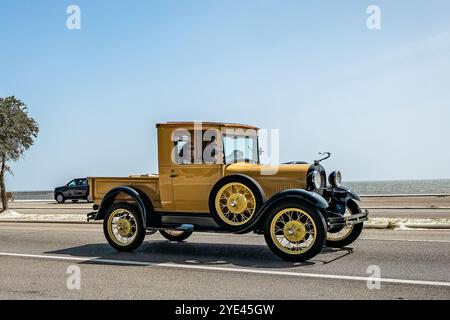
[175,224,194,232]
[146,224,195,233]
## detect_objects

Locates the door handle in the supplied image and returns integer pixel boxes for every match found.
[170,171,178,178]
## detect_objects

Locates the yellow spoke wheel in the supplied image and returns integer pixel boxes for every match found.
[327,209,355,242]
[264,202,327,262]
[270,208,317,255]
[164,230,185,237]
[325,200,364,248]
[215,182,257,227]
[159,229,193,242]
[107,208,138,246]
[103,203,145,251]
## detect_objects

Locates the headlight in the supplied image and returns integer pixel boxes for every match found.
[310,170,322,189]
[329,170,342,187]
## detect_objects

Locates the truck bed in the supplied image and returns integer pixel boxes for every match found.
[88,175,161,208]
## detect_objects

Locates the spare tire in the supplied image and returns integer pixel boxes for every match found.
[209,175,265,232]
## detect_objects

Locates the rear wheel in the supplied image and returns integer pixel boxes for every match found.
[55,193,65,203]
[159,230,193,242]
[103,202,145,251]
[326,200,364,248]
[264,201,326,262]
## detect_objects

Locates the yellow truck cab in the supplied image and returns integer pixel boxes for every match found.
[88,121,368,261]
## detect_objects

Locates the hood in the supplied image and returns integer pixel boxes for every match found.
[224,162,325,198]
[225,162,311,177]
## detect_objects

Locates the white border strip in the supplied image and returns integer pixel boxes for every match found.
[1,252,449,287]
[11,200,54,203]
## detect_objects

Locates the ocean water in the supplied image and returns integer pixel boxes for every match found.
[9,179,450,200]
[11,191,54,200]
[346,179,450,195]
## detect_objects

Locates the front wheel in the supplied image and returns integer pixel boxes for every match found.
[55,193,65,203]
[160,230,193,242]
[326,200,364,248]
[103,202,145,251]
[264,201,327,262]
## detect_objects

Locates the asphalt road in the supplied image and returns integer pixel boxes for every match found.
[0,222,449,299]
[8,201,450,218]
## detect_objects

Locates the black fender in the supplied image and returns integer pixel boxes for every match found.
[323,186,361,216]
[336,186,361,201]
[94,186,159,228]
[236,189,329,234]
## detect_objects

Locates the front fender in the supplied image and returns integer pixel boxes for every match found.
[264,189,329,209]
[236,189,328,234]
[335,186,361,201]
[323,186,361,216]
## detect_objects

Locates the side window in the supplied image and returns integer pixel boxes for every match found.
[174,135,192,164]
[172,129,220,164]
[75,179,86,186]
[67,180,77,187]
[203,131,219,164]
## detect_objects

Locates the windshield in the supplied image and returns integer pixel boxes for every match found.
[223,133,259,164]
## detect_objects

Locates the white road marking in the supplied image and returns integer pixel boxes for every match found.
[360,237,450,243]
[0,251,449,288]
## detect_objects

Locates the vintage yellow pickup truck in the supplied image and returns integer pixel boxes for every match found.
[88,122,368,261]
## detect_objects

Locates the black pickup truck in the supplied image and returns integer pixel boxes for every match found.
[54,178,89,203]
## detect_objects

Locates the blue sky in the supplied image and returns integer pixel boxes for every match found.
[1,0,450,191]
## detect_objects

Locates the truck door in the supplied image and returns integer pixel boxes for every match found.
[169,129,222,213]
[65,179,77,198]
[73,179,88,198]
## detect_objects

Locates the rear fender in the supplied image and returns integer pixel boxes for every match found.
[94,186,159,228]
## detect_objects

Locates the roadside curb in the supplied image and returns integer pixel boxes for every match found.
[363,223,390,229]
[363,222,450,230]
[403,224,450,230]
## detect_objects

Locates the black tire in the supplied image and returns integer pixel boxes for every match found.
[146,229,158,235]
[55,193,65,203]
[263,200,327,262]
[103,202,145,251]
[326,200,364,248]
[159,230,193,242]
[72,199,79,203]
[209,175,265,232]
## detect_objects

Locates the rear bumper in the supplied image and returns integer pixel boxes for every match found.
[327,209,369,230]
[87,212,97,222]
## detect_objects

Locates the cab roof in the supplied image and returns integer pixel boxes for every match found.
[156,121,259,130]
